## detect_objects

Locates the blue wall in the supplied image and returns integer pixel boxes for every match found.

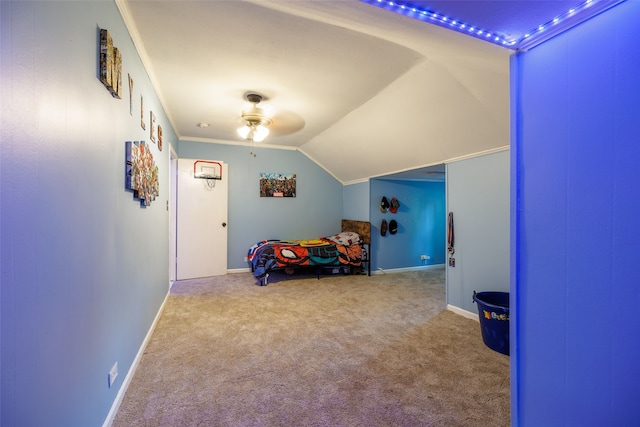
[177,141,447,274]
[177,141,344,269]
[512,1,640,425]
[446,151,510,314]
[1,2,174,426]
[5,1,636,426]
[343,181,370,221]
[370,179,446,271]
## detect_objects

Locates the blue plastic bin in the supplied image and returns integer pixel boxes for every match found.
[473,291,510,355]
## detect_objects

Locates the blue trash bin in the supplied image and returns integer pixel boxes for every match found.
[473,291,510,355]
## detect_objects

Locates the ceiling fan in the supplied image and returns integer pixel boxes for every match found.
[235,92,306,156]
[237,93,272,144]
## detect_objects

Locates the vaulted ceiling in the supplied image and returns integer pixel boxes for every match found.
[116,0,622,183]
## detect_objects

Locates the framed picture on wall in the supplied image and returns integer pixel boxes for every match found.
[260,172,296,197]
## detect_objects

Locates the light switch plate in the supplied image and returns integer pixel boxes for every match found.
[108,362,118,388]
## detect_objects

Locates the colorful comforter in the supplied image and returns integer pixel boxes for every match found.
[248,232,363,282]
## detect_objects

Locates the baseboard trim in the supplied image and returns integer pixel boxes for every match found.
[102,291,170,427]
[447,304,479,322]
[227,267,252,274]
[372,264,445,275]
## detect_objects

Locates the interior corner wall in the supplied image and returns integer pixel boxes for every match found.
[370,179,446,271]
[1,2,175,426]
[446,150,510,314]
[177,141,344,270]
[343,181,370,222]
[512,1,640,425]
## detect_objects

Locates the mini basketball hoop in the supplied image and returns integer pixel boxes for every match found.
[193,160,222,188]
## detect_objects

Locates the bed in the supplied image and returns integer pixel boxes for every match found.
[248,219,371,285]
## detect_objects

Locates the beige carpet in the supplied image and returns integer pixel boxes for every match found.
[113,268,510,427]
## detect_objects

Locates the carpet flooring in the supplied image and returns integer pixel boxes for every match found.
[113,268,510,426]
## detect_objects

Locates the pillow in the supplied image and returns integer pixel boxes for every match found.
[297,239,330,247]
[325,231,362,246]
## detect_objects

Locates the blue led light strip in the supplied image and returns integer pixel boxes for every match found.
[517,0,597,46]
[360,0,515,46]
[359,0,625,50]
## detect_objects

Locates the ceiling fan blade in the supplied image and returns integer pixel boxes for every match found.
[266,109,306,137]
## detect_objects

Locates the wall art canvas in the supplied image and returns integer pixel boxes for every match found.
[125,141,159,206]
[99,28,122,99]
[260,172,296,197]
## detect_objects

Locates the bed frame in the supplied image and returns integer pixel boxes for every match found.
[250,219,371,285]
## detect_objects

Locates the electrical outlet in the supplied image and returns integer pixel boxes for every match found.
[420,255,427,260]
[449,257,455,267]
[108,362,118,388]
[244,256,248,262]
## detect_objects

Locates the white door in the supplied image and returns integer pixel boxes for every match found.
[176,158,228,279]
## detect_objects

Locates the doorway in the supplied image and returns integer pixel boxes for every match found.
[370,164,446,272]
[175,158,228,280]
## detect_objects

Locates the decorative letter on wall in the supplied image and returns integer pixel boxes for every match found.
[99,28,122,99]
[125,141,159,206]
[150,111,157,142]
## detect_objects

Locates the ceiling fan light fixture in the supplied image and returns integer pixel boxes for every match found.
[236,123,270,142]
[237,124,251,139]
[253,125,269,142]
[237,92,272,143]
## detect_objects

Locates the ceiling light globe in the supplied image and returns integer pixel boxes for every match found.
[253,125,269,142]
[237,125,251,139]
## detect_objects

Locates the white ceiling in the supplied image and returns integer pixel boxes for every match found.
[116,1,521,183]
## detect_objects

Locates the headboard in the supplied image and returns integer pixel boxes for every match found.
[341,219,371,245]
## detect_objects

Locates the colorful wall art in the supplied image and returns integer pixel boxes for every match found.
[99,29,122,98]
[260,172,296,197]
[125,141,159,206]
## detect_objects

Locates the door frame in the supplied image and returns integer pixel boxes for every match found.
[169,146,178,286]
